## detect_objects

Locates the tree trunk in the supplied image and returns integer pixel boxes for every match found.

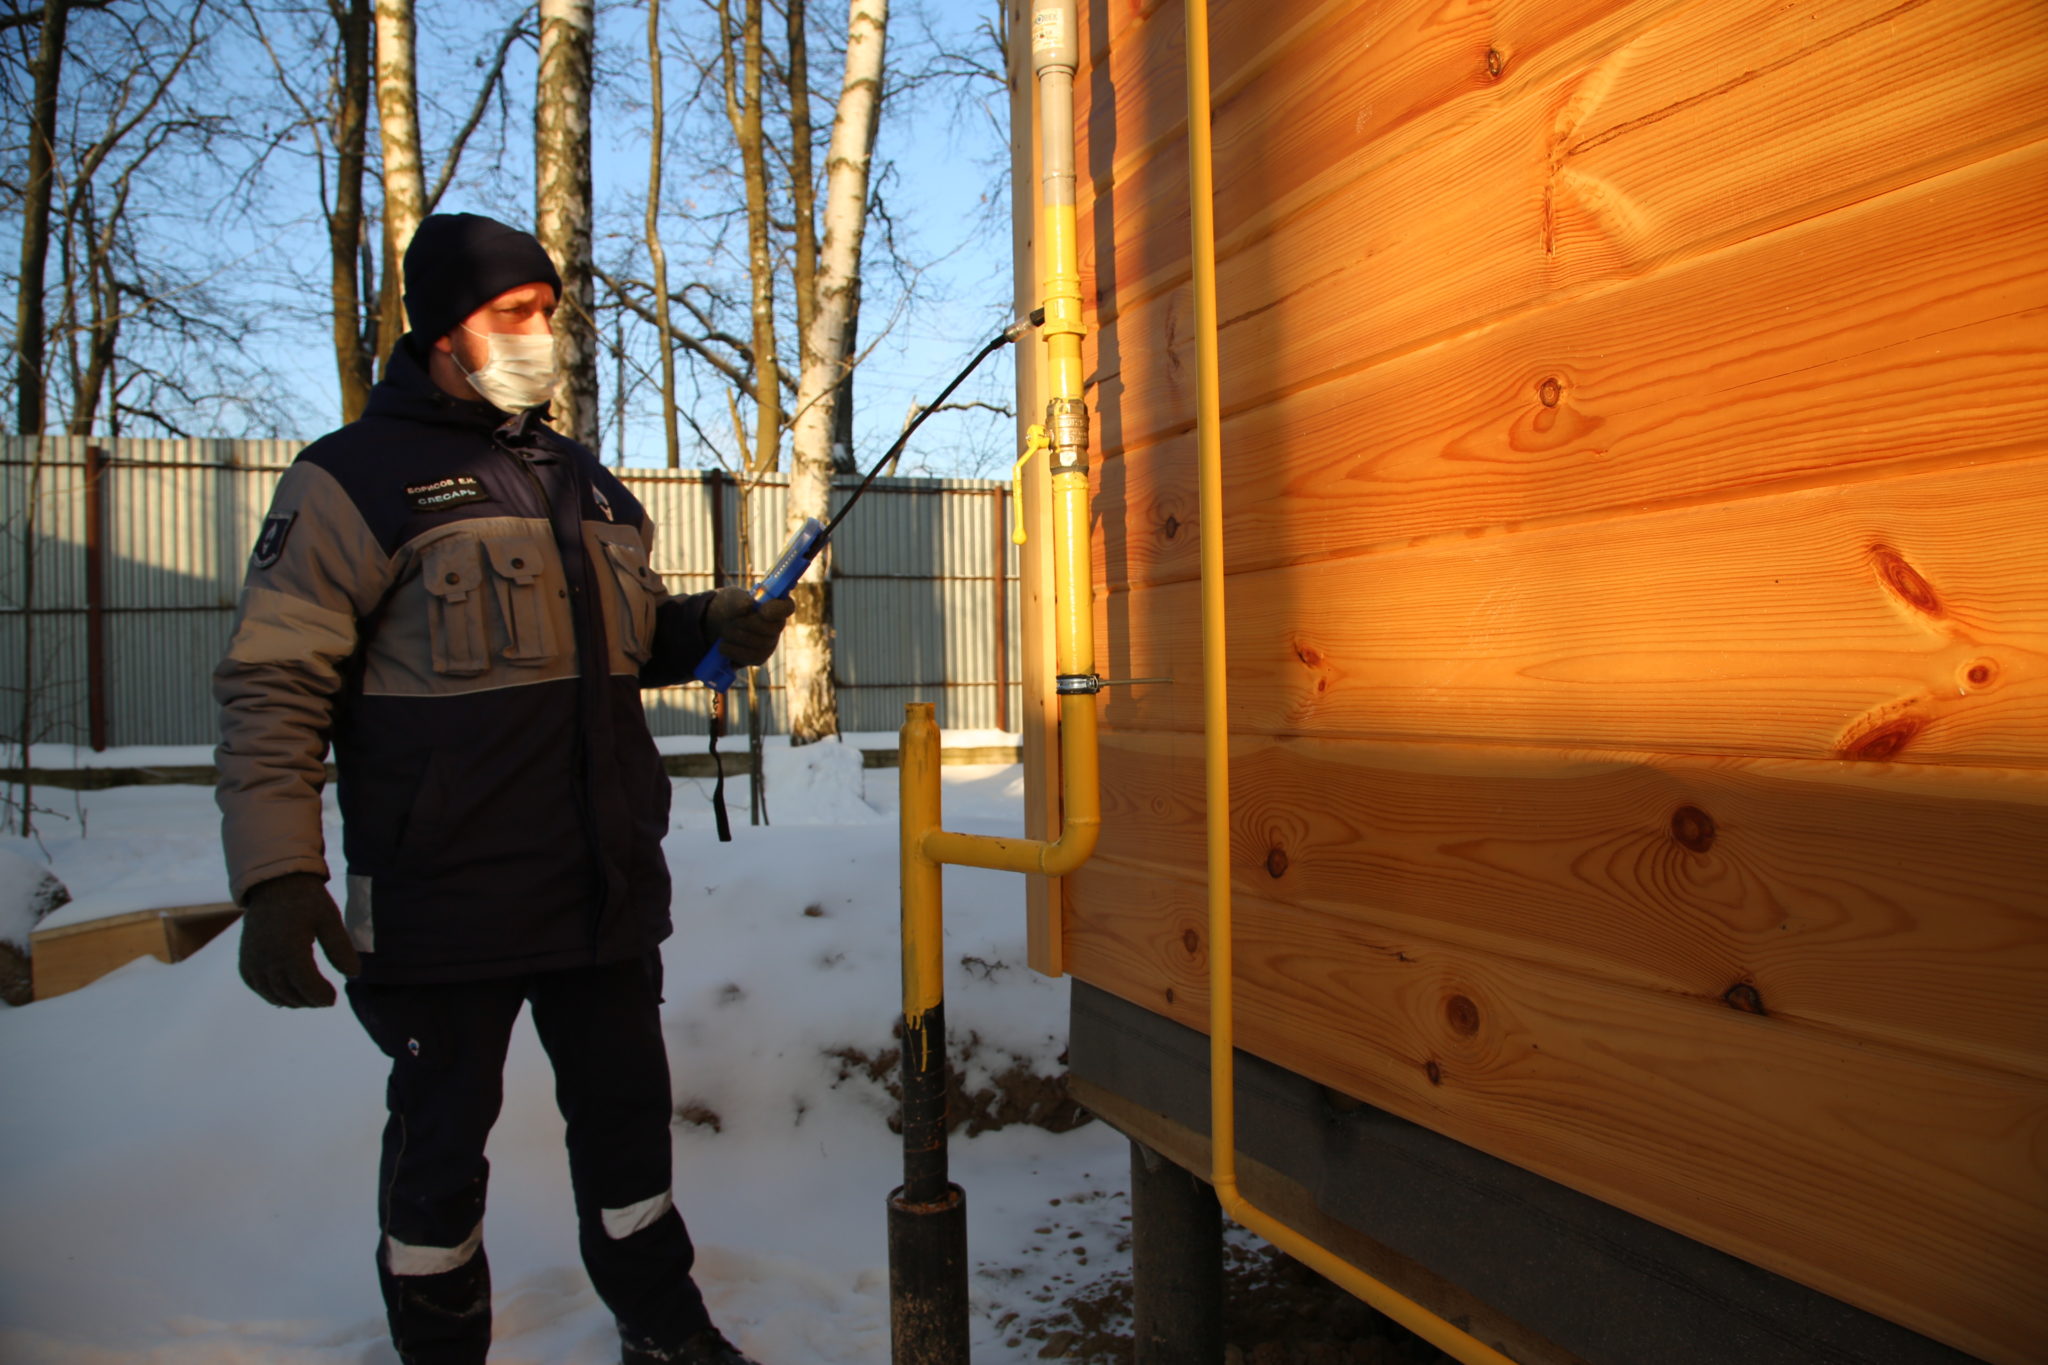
[832,288,858,472]
[69,175,125,436]
[646,0,679,468]
[71,257,116,436]
[15,0,70,436]
[15,436,42,834]
[329,0,374,421]
[783,0,888,745]
[787,0,817,357]
[537,0,599,447]
[722,0,781,476]
[374,0,425,359]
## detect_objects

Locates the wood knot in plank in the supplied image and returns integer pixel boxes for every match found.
[1424,1060,1444,1086]
[1265,846,1289,879]
[1444,994,1480,1037]
[1181,928,1201,956]
[1291,638,1336,696]
[1538,377,1562,407]
[1723,981,1766,1016]
[1840,714,1924,762]
[1670,805,1716,854]
[1485,48,1505,79]
[1962,659,1997,690]
[1869,543,1943,618]
[1161,513,1180,541]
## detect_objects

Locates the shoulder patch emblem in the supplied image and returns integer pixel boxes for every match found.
[405,475,490,512]
[251,512,296,569]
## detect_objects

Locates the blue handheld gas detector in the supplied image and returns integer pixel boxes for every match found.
[691,515,827,693]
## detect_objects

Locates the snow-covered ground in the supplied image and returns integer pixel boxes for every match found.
[0,743,1130,1364]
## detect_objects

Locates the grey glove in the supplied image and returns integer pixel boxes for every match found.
[239,872,361,1008]
[705,587,794,667]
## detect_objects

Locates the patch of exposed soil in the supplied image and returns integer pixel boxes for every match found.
[1010,1234,1458,1364]
[826,1031,1093,1138]
[0,857,70,1006]
[0,940,32,1006]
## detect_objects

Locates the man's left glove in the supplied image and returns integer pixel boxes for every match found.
[705,587,795,667]
[239,872,361,1008]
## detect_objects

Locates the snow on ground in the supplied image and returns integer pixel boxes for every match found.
[0,741,1128,1364]
[4,730,1020,772]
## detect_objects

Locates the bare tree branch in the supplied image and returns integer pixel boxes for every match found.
[0,0,117,34]
[595,261,760,402]
[423,13,530,213]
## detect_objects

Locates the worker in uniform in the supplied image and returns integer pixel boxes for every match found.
[213,213,785,1365]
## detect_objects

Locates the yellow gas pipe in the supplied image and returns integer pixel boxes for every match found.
[902,1,1519,1359]
[898,0,1100,969]
[890,2,1098,1359]
[1182,3,1517,1362]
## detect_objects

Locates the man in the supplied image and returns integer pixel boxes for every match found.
[215,212,786,1365]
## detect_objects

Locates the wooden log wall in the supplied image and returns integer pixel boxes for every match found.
[1042,0,2048,1360]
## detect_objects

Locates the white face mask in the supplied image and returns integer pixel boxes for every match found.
[454,325,559,413]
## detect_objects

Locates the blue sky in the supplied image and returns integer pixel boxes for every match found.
[4,0,1019,475]
[273,0,1024,479]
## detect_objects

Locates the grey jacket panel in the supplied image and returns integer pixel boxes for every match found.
[214,462,396,903]
[361,514,581,697]
[588,520,671,677]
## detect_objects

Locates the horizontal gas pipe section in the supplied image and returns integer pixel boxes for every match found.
[1181,2,1518,1362]
[887,1,1098,1361]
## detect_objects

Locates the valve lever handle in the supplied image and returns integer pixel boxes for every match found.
[1010,425,1048,545]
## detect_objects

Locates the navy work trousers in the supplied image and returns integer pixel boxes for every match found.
[347,953,711,1365]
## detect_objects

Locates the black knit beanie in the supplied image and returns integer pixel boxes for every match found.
[402,213,563,345]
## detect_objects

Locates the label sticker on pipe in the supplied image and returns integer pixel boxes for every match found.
[1032,8,1066,52]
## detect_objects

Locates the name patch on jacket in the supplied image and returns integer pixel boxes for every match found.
[252,512,295,569]
[405,475,490,511]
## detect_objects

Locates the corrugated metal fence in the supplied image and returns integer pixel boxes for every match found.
[0,437,1020,749]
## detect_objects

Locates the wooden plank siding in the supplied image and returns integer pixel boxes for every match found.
[1042,0,2048,1359]
[1092,454,2048,766]
[1087,731,2048,1080]
[1092,144,2048,586]
[1064,861,2045,1365]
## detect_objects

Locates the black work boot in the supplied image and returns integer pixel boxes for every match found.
[623,1326,761,1364]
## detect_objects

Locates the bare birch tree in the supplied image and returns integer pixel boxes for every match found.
[327,0,374,419]
[372,0,424,361]
[782,0,887,744]
[537,0,599,446]
[371,6,529,358]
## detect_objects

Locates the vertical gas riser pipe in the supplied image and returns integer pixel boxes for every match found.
[1033,1,1083,405]
[890,702,969,1364]
[889,3,1095,1358]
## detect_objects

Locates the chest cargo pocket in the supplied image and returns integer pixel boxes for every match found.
[484,536,558,665]
[602,539,663,664]
[422,538,488,676]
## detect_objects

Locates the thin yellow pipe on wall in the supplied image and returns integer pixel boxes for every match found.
[1182,3,1519,1362]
